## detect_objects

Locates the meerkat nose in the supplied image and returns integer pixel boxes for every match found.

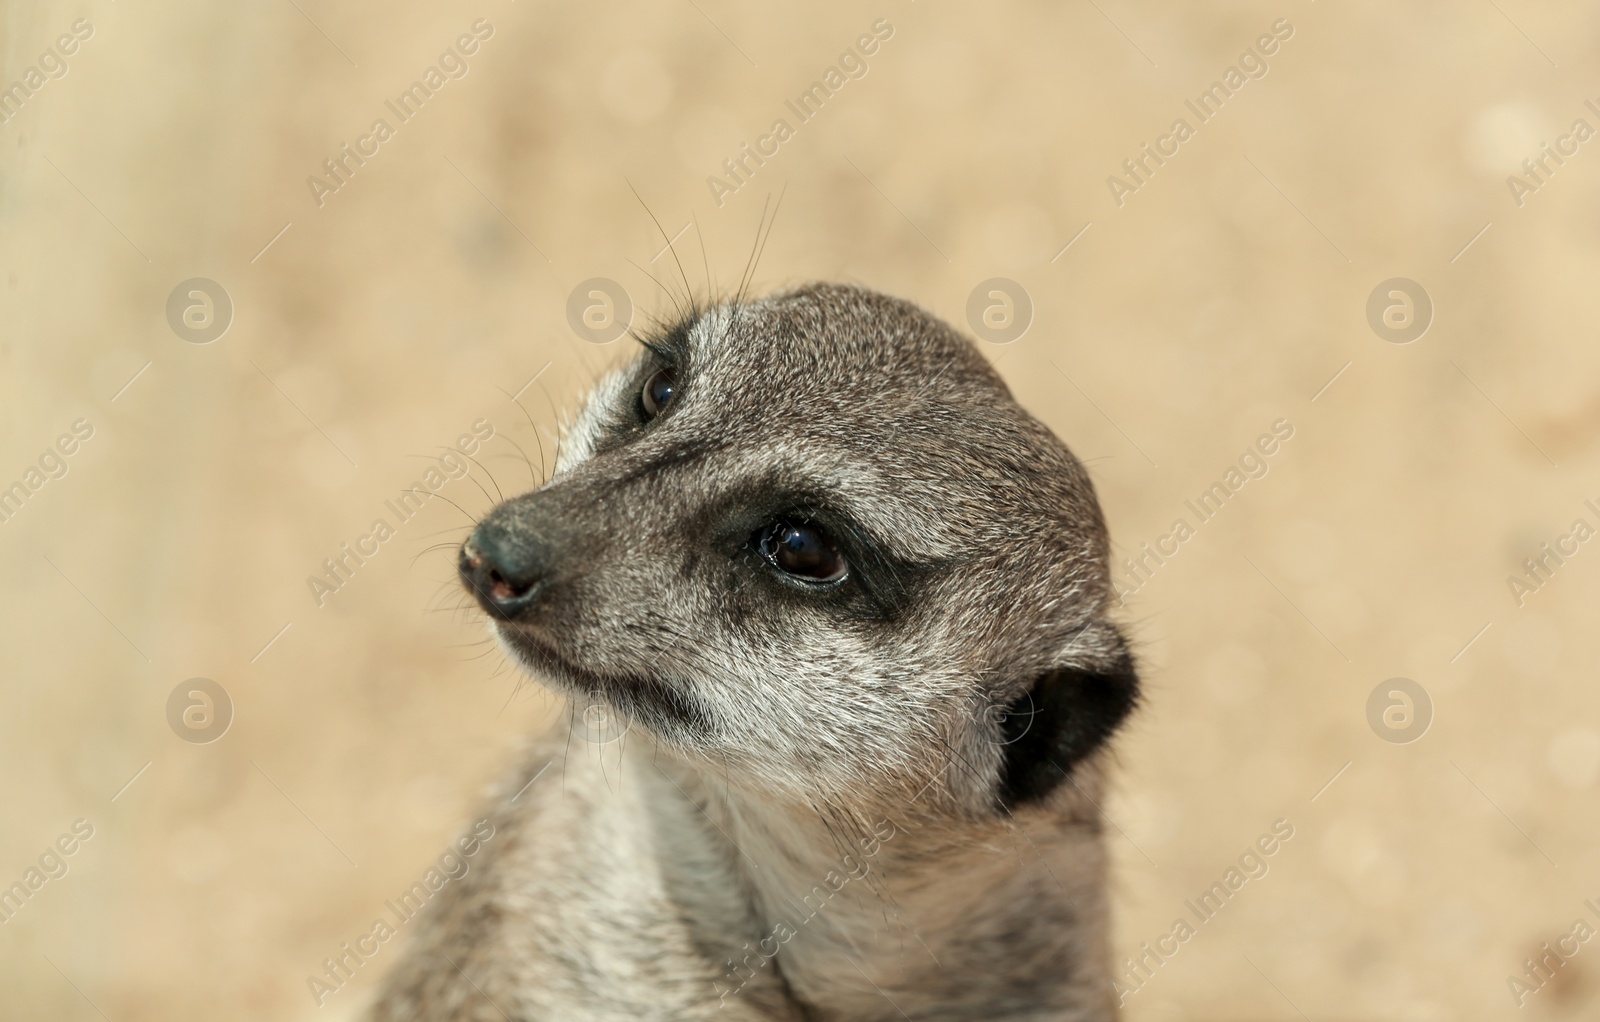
[460,522,546,620]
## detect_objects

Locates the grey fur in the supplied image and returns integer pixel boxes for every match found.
[367,283,1138,1021]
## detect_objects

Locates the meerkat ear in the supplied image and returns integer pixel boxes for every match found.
[995,639,1139,808]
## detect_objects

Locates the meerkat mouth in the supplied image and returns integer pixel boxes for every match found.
[492,623,710,739]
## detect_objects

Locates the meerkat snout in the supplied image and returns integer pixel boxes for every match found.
[460,514,555,619]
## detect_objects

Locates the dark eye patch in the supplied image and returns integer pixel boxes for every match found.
[706,491,939,622]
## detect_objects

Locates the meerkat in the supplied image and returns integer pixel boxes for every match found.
[366,282,1140,1021]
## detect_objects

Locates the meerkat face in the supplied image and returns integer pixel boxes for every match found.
[461,283,1137,815]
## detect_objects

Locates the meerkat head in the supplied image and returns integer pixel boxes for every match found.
[461,282,1137,817]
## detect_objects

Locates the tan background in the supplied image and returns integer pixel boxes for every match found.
[3,0,1599,1018]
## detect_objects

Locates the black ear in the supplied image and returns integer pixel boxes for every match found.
[996,649,1139,808]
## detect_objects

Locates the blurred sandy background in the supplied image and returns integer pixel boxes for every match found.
[3,0,1599,1018]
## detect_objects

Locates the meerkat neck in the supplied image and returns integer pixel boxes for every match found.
[650,751,1116,1019]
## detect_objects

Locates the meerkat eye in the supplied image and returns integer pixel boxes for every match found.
[758,520,848,583]
[641,366,676,419]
